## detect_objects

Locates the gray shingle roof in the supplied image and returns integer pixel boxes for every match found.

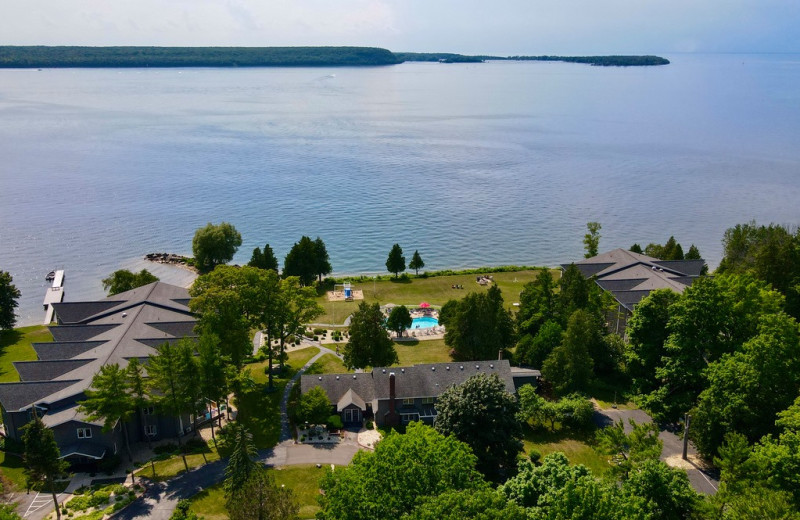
[33,341,108,361]
[566,248,705,313]
[14,359,95,382]
[49,324,120,342]
[50,301,124,324]
[0,282,195,414]
[0,380,82,411]
[59,442,106,460]
[302,360,516,406]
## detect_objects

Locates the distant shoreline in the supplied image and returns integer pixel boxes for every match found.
[0,46,669,68]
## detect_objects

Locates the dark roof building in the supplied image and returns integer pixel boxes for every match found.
[301,360,540,427]
[0,282,197,463]
[563,248,705,332]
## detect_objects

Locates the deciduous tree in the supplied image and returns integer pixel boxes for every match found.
[620,459,699,520]
[402,489,528,520]
[542,310,595,394]
[192,221,242,273]
[625,288,680,394]
[343,302,397,369]
[386,243,406,278]
[271,277,322,373]
[101,269,159,296]
[516,320,562,368]
[596,419,662,480]
[318,422,485,520]
[386,305,412,338]
[434,373,523,482]
[583,221,601,258]
[295,386,331,425]
[516,268,557,337]
[0,271,20,330]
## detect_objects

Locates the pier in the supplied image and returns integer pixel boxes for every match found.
[42,270,65,324]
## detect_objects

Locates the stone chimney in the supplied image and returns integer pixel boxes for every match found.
[384,372,400,427]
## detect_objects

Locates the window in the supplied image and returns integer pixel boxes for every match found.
[142,406,155,416]
[421,397,434,404]
[145,425,157,436]
[402,398,414,406]
[401,413,420,424]
[77,428,92,439]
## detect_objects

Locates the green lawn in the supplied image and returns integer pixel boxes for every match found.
[522,426,610,476]
[188,465,324,519]
[0,325,50,382]
[0,450,28,489]
[136,444,221,482]
[305,354,347,375]
[248,347,320,385]
[394,339,451,366]
[315,270,551,325]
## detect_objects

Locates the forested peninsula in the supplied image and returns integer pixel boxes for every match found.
[0,46,402,68]
[0,46,669,68]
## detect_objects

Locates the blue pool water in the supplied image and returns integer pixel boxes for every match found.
[412,317,439,329]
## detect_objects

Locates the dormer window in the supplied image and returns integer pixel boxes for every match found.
[77,427,92,439]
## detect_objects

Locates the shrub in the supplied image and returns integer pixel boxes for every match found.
[366,420,374,429]
[154,442,179,455]
[185,437,209,453]
[89,490,111,508]
[529,450,541,464]
[313,328,325,335]
[327,414,344,429]
[66,495,91,511]
[111,484,127,495]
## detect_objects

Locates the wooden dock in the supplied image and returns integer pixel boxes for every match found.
[43,270,65,324]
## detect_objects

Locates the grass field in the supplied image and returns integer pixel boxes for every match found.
[0,325,50,382]
[394,338,451,365]
[315,270,552,325]
[522,426,610,476]
[136,443,221,482]
[188,465,324,519]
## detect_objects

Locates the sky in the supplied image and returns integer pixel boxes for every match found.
[2,0,799,55]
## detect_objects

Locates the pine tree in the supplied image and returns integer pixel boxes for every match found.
[22,413,68,520]
[409,250,425,275]
[78,364,134,461]
[224,423,259,494]
[386,244,406,278]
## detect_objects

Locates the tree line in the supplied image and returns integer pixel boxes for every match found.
[0,46,401,68]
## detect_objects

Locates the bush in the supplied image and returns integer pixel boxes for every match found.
[185,437,209,453]
[110,484,127,495]
[313,328,325,335]
[529,450,542,464]
[67,495,91,511]
[366,420,374,429]
[154,442,179,455]
[327,414,344,429]
[89,490,111,508]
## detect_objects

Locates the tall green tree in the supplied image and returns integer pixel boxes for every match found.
[692,312,800,456]
[77,364,134,461]
[101,269,159,296]
[516,268,558,337]
[318,422,485,520]
[176,338,203,436]
[583,221,602,258]
[313,237,332,282]
[386,243,406,278]
[542,309,595,394]
[0,271,20,330]
[295,386,332,425]
[686,244,702,260]
[227,467,298,520]
[403,488,528,520]
[625,288,680,394]
[630,243,644,254]
[126,358,152,448]
[196,333,228,443]
[283,236,330,286]
[192,221,242,273]
[558,263,590,319]
[620,459,699,520]
[22,413,68,520]
[434,373,523,482]
[443,286,514,361]
[386,305,412,338]
[248,244,279,272]
[147,340,193,471]
[596,419,662,480]
[343,302,398,369]
[272,277,322,373]
[515,320,562,369]
[223,423,259,495]
[408,250,425,275]
[191,265,280,371]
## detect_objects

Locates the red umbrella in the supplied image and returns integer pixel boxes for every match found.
[420,302,431,308]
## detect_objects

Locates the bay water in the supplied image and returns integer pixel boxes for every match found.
[2,54,800,326]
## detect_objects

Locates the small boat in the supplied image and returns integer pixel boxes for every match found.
[45,271,55,282]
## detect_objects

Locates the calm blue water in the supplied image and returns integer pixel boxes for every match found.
[2,54,800,326]
[412,317,439,329]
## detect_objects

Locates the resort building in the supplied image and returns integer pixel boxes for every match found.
[300,360,540,427]
[564,248,706,333]
[0,282,198,465]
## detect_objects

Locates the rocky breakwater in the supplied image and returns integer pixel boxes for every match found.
[144,252,195,269]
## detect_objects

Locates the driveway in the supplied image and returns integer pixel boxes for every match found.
[594,406,720,495]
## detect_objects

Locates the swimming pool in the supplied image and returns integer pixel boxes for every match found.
[411,316,439,329]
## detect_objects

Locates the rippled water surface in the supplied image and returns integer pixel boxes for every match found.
[2,55,800,325]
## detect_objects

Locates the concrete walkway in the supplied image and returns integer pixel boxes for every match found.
[593,406,720,495]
